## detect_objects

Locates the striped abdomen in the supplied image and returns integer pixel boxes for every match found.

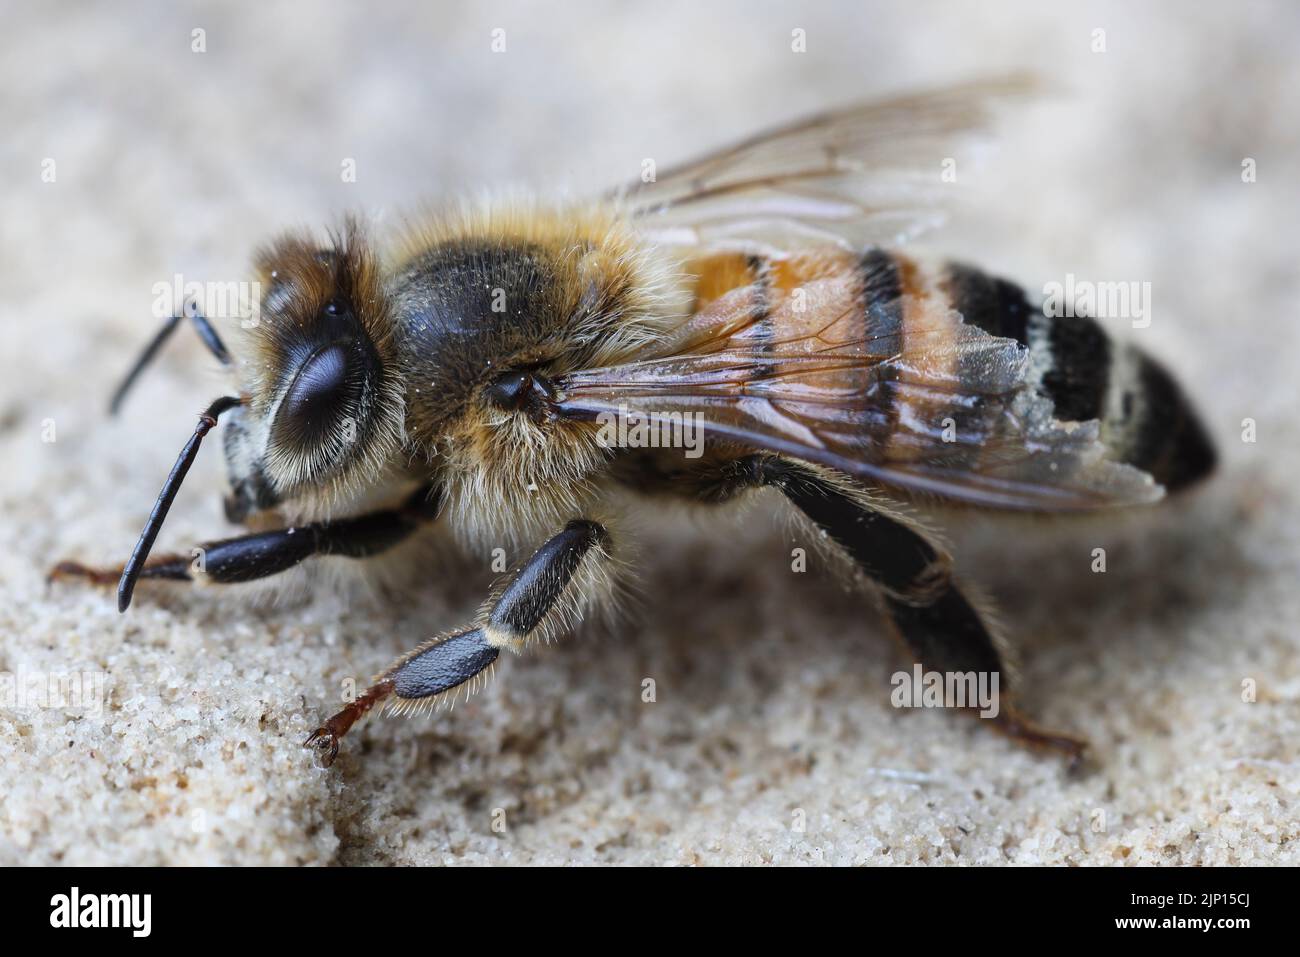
[682,248,1216,495]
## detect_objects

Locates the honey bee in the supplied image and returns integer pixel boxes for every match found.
[54,78,1215,769]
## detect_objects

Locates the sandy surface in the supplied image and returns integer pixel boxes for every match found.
[2,1,1297,865]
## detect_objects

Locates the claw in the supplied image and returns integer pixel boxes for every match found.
[302,683,393,770]
[992,708,1090,773]
[304,727,340,768]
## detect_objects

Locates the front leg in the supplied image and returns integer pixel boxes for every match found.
[51,484,443,591]
[305,519,613,767]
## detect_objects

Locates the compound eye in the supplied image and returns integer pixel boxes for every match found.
[275,343,356,446]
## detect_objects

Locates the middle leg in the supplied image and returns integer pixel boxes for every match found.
[304,518,614,766]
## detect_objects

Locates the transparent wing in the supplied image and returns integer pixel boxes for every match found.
[612,76,1035,253]
[554,279,1163,511]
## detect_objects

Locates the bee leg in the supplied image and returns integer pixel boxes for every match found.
[750,456,1088,768]
[109,305,233,415]
[879,592,1089,768]
[50,484,443,593]
[305,518,611,767]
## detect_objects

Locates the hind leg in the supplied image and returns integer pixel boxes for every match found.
[689,453,1087,765]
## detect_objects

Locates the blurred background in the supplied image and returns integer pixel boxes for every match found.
[1,1,1297,865]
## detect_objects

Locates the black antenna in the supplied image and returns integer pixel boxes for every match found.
[117,395,242,612]
[109,308,233,416]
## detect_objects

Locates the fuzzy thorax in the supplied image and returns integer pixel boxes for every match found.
[386,199,689,548]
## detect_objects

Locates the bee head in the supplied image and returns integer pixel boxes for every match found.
[231,218,404,512]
